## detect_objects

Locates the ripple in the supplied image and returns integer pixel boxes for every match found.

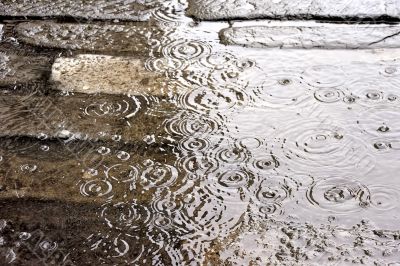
[177,154,218,179]
[101,201,151,231]
[358,107,400,139]
[178,137,210,153]
[179,86,248,112]
[251,156,279,172]
[80,179,113,197]
[369,185,400,211]
[236,137,263,150]
[162,40,212,62]
[140,162,178,189]
[97,146,111,155]
[152,193,183,214]
[314,88,344,103]
[152,6,185,26]
[302,65,346,88]
[252,175,299,206]
[199,53,236,70]
[165,110,222,136]
[217,169,251,189]
[207,67,249,89]
[116,151,131,161]
[145,57,188,73]
[83,100,131,117]
[306,177,371,214]
[211,145,249,164]
[276,120,372,172]
[346,78,389,105]
[380,64,400,77]
[251,74,311,108]
[39,240,58,252]
[20,164,37,173]
[105,164,139,183]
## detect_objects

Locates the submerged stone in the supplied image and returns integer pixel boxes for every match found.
[220,24,400,49]
[0,93,176,143]
[0,138,176,204]
[16,21,162,54]
[0,53,51,86]
[0,0,160,21]
[187,0,400,20]
[51,54,177,95]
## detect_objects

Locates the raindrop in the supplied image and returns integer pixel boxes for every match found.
[80,179,113,197]
[306,177,371,214]
[116,151,130,161]
[97,146,111,155]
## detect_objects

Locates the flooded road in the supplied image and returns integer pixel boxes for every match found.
[1,0,400,265]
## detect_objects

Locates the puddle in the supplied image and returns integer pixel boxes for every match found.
[1,0,400,265]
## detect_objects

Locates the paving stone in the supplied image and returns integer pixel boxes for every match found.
[187,0,400,21]
[16,21,163,54]
[0,136,177,204]
[0,93,177,144]
[0,199,172,264]
[0,0,160,21]
[0,53,51,86]
[220,24,400,49]
[51,55,180,95]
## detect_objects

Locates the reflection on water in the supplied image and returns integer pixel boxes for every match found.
[1,0,400,265]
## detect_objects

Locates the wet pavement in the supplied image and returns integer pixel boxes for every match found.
[1,0,400,265]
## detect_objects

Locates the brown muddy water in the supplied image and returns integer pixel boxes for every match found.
[1,0,400,265]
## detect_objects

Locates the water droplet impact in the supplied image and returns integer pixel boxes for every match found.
[307,177,371,214]
[116,151,130,161]
[97,146,111,155]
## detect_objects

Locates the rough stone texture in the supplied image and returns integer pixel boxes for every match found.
[16,21,162,54]
[0,24,3,41]
[187,0,400,20]
[0,53,51,86]
[0,0,160,21]
[51,55,179,95]
[0,93,176,143]
[220,24,400,49]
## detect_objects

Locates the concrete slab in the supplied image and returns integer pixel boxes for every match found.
[0,0,159,21]
[51,55,178,96]
[220,24,400,49]
[187,0,400,21]
[16,21,163,54]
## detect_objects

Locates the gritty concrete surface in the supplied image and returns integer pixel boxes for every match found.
[16,21,163,54]
[0,0,160,21]
[51,55,177,96]
[187,0,400,20]
[220,24,400,49]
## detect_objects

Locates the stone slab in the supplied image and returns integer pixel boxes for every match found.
[0,93,176,144]
[187,0,400,21]
[0,53,51,86]
[51,54,178,95]
[0,0,159,21]
[220,24,400,49]
[16,21,162,54]
[0,137,176,204]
